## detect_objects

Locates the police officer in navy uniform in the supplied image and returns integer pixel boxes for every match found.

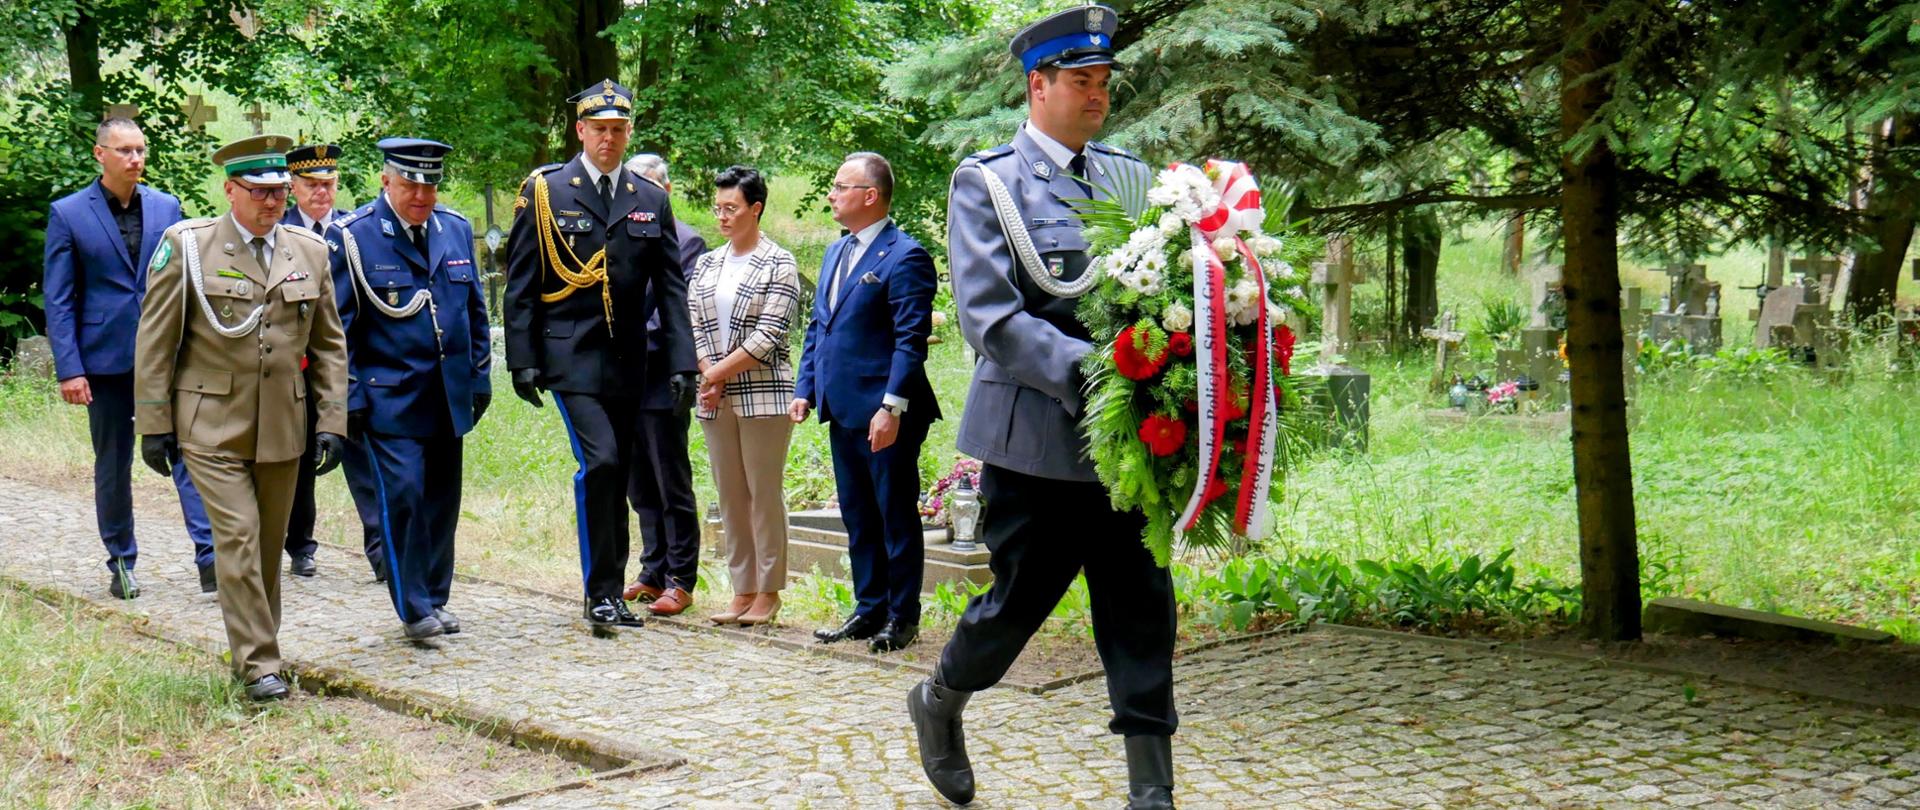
[281,143,385,580]
[328,138,492,640]
[908,7,1178,809]
[503,80,698,630]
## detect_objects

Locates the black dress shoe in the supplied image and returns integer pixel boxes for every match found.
[814,612,883,644]
[198,564,218,594]
[403,615,445,640]
[870,618,920,653]
[108,568,140,600]
[370,558,390,584]
[611,599,647,628]
[434,608,461,634]
[908,672,975,805]
[290,554,316,577]
[1124,735,1176,809]
[245,674,290,702]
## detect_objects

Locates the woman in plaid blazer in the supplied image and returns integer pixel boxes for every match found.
[689,165,799,626]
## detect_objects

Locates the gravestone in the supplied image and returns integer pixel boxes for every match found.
[1312,235,1362,362]
[1520,263,1565,406]
[1420,310,1465,394]
[243,102,270,135]
[1620,287,1646,398]
[9,336,53,380]
[104,103,139,121]
[181,95,218,132]
[1753,277,1831,361]
[1648,263,1721,355]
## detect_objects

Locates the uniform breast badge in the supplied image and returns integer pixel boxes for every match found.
[1047,256,1066,278]
[234,279,252,296]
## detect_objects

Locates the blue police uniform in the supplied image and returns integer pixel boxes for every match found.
[44,178,215,595]
[908,7,1180,809]
[327,138,491,638]
[279,143,386,578]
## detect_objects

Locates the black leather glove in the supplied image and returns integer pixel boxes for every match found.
[140,433,178,477]
[313,432,346,476]
[512,368,544,408]
[473,392,492,423]
[347,409,369,442]
[668,371,700,414]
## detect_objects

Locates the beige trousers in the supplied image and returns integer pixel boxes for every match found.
[182,450,298,682]
[701,407,792,595]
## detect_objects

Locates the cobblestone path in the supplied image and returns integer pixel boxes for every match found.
[1,477,1915,809]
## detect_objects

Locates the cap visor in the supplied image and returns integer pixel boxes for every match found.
[295,169,339,179]
[236,170,290,184]
[580,110,631,120]
[1051,53,1121,70]
[400,171,443,185]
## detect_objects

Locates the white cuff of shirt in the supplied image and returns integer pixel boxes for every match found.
[882,394,909,413]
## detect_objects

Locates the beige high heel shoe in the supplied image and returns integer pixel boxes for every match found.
[736,592,781,626]
[710,593,755,624]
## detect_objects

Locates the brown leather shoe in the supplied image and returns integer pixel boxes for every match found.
[648,587,693,616]
[623,581,663,602]
[736,592,781,626]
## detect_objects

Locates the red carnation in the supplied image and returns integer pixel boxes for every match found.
[1114,326,1170,380]
[1137,413,1187,456]
[1273,324,1297,376]
[1167,332,1194,357]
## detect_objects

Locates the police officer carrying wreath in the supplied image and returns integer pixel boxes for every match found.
[908,6,1179,808]
[134,134,349,701]
[330,138,492,640]
[504,80,698,630]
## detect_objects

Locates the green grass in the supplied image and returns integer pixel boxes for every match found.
[0,585,419,808]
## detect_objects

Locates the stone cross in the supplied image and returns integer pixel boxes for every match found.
[182,95,218,131]
[104,103,139,121]
[1420,310,1465,393]
[1312,235,1359,363]
[244,102,270,135]
[1525,263,1564,328]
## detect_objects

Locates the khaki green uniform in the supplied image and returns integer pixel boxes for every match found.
[134,214,348,682]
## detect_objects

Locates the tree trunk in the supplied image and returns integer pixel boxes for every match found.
[1560,0,1641,642]
[553,0,621,156]
[1401,207,1442,337]
[65,8,102,118]
[1847,111,1919,321]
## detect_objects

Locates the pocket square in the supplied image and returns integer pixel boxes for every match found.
[858,272,881,284]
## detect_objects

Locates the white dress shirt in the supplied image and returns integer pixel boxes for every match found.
[229,212,276,266]
[1024,119,1085,175]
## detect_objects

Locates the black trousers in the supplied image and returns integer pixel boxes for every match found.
[286,395,387,573]
[939,464,1179,738]
[631,406,701,591]
[829,417,929,623]
[286,397,319,558]
[554,391,643,601]
[85,372,214,570]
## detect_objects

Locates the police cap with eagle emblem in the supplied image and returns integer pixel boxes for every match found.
[1010,5,1122,74]
[376,137,452,185]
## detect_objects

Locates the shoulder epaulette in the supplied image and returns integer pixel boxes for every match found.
[1088,141,1140,161]
[965,145,1015,165]
[333,207,370,229]
[174,218,217,233]
[434,203,468,222]
[283,225,325,245]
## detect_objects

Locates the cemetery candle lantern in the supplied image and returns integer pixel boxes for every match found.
[948,483,981,553]
[1448,377,1470,410]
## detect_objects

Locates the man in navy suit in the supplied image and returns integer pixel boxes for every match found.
[791,152,940,653]
[328,137,492,640]
[280,142,385,581]
[43,116,215,598]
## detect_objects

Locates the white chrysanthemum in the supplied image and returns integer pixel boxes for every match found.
[1250,234,1283,257]
[1139,249,1167,273]
[1225,278,1261,326]
[1128,269,1164,296]
[1103,252,1131,280]
[1162,301,1193,333]
[1125,227,1166,257]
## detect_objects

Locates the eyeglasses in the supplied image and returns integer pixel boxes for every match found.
[711,204,750,217]
[106,146,147,159]
[235,184,290,201]
[830,182,874,194]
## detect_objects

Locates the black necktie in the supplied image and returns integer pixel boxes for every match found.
[249,237,267,270]
[310,219,324,236]
[1068,154,1091,196]
[409,225,427,258]
[597,175,613,212]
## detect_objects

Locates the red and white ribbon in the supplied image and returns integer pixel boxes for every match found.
[1173,160,1277,540]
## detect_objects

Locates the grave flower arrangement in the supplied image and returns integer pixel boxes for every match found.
[919,457,983,525]
[1074,161,1320,565]
[1486,380,1521,409]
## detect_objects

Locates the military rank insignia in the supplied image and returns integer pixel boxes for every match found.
[380,218,395,236]
[569,176,581,187]
[1033,162,1052,179]
[514,195,528,212]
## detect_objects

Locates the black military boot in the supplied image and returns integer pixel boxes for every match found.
[1124,735,1175,809]
[908,671,975,805]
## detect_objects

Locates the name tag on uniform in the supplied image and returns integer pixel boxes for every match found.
[1031,217,1070,226]
[629,211,656,223]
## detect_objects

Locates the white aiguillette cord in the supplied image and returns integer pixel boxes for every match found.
[976,165,1097,299]
[182,233,267,339]
[341,226,444,353]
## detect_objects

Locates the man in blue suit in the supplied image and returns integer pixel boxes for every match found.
[43,116,215,598]
[281,142,384,580]
[328,138,492,640]
[791,152,940,654]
